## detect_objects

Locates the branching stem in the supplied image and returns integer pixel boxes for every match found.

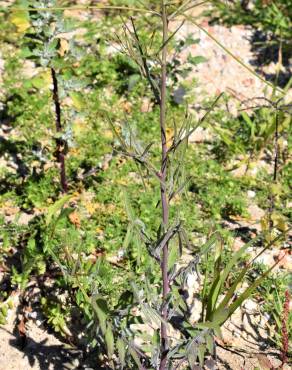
[159,2,169,369]
[51,67,68,193]
[273,110,279,182]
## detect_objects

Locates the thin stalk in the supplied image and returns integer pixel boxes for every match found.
[273,39,282,183]
[10,5,160,16]
[280,290,290,367]
[273,110,279,182]
[159,2,169,369]
[51,67,68,193]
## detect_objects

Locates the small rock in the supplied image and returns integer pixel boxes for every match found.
[274,249,292,271]
[244,299,258,312]
[72,358,80,368]
[205,358,216,370]
[17,212,35,225]
[233,330,241,338]
[22,60,37,79]
[247,204,265,221]
[232,237,245,251]
[4,205,19,216]
[232,163,247,177]
[189,296,203,324]
[101,153,113,170]
[189,127,213,143]
[29,311,38,320]
[256,251,274,266]
[185,272,200,295]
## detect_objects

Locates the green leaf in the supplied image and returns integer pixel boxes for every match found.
[241,111,255,137]
[122,188,136,223]
[200,233,219,255]
[187,342,198,368]
[206,235,261,318]
[168,242,179,270]
[128,74,141,91]
[116,337,126,368]
[213,263,249,319]
[210,307,229,325]
[70,92,86,111]
[10,8,30,33]
[36,260,46,275]
[198,344,206,367]
[0,312,7,325]
[227,259,280,319]
[214,230,289,321]
[123,224,133,250]
[31,76,46,89]
[116,290,133,308]
[129,346,143,369]
[184,36,200,47]
[19,47,34,58]
[141,304,167,328]
[206,334,214,355]
[105,325,115,358]
[205,273,221,320]
[196,321,221,330]
[27,237,36,253]
[187,55,208,65]
[152,329,160,346]
[46,195,72,226]
[213,325,222,339]
[91,296,109,335]
[47,39,59,52]
[1,305,8,317]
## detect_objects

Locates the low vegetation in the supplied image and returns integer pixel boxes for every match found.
[0,1,291,369]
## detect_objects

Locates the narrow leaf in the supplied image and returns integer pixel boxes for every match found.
[46,194,72,226]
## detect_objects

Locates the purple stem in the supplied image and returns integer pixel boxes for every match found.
[51,67,68,193]
[159,2,169,369]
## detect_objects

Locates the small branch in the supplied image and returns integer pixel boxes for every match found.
[130,17,161,105]
[168,92,224,153]
[156,19,185,55]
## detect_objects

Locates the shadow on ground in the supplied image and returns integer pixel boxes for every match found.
[249,30,292,88]
[9,334,82,370]
[0,320,102,370]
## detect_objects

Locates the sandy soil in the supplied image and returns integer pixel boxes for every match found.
[0,295,84,370]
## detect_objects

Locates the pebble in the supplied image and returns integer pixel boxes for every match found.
[256,252,275,266]
[233,237,245,251]
[247,190,256,198]
[247,204,265,221]
[244,299,258,312]
[233,330,241,338]
[188,127,213,143]
[189,297,203,324]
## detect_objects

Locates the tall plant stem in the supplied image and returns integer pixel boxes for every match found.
[281,289,290,367]
[273,108,279,183]
[159,2,169,369]
[51,67,68,193]
[268,108,279,231]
